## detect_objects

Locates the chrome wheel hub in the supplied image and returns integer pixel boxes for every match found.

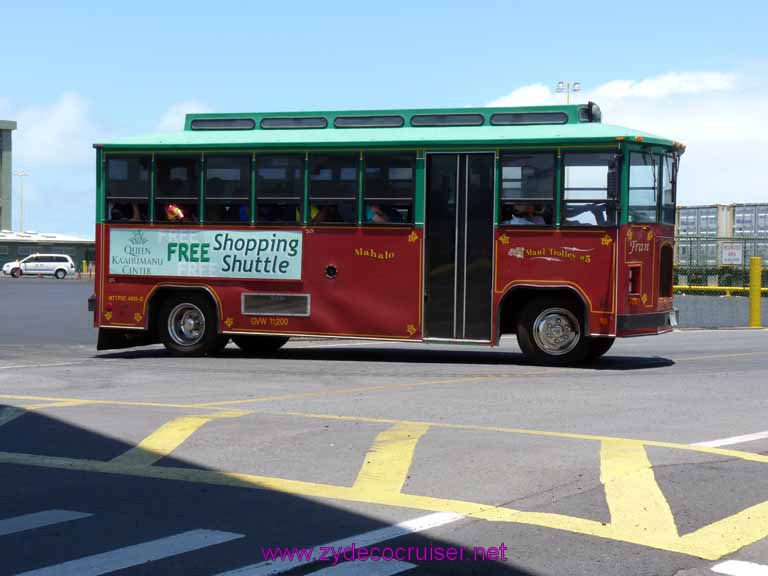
[532,308,580,356]
[168,303,205,347]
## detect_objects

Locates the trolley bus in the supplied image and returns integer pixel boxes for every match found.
[91,102,683,364]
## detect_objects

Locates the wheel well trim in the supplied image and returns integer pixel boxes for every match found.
[497,283,591,337]
[144,284,223,333]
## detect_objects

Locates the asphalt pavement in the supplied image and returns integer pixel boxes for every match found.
[0,280,767,575]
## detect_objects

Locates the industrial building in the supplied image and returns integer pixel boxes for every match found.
[676,203,768,266]
[0,120,16,231]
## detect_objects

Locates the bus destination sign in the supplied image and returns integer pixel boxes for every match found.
[109,228,302,280]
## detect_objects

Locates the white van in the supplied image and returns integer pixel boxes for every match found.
[2,254,76,279]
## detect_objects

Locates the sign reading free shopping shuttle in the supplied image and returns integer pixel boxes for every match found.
[109,228,303,280]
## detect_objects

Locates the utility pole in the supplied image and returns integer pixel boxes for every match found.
[14,170,28,232]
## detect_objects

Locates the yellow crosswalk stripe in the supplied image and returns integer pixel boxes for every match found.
[111,410,250,467]
[600,440,678,541]
[353,422,430,495]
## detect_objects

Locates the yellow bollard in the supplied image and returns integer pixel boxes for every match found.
[82,260,87,274]
[749,256,762,328]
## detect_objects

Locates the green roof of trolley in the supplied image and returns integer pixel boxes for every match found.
[94,104,680,150]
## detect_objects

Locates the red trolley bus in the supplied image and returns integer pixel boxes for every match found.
[92,103,682,364]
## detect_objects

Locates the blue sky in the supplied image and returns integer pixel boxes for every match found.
[1,0,766,237]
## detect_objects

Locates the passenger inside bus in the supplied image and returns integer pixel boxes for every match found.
[206,202,249,223]
[365,202,403,224]
[109,200,146,222]
[164,202,198,223]
[310,203,343,224]
[501,203,549,225]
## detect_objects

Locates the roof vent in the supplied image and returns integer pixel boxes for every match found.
[190,118,256,131]
[411,114,484,127]
[260,117,328,129]
[334,115,405,128]
[490,112,568,125]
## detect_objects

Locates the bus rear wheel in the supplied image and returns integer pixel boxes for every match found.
[516,296,588,365]
[585,336,615,360]
[160,293,221,357]
[232,335,289,355]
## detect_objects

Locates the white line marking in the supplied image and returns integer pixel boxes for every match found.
[0,362,83,371]
[307,560,417,575]
[693,430,768,448]
[712,559,768,576]
[215,511,463,576]
[0,510,92,537]
[16,529,243,576]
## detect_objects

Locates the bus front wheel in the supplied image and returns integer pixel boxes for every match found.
[517,297,588,365]
[160,293,221,356]
[232,335,289,355]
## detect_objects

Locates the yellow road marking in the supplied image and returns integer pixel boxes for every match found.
[0,401,91,428]
[0,370,556,411]
[0,349,766,413]
[0,406,766,560]
[186,371,556,408]
[0,394,194,409]
[263,410,768,464]
[0,434,765,560]
[676,351,768,362]
[21,400,90,410]
[353,422,430,494]
[111,410,250,467]
[601,440,678,541]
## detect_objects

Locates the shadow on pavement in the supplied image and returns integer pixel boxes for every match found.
[95,344,675,371]
[0,404,539,575]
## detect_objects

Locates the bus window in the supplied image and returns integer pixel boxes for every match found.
[205,155,251,223]
[309,154,357,224]
[499,153,555,226]
[562,152,618,226]
[661,155,676,225]
[255,155,304,224]
[155,156,201,223]
[106,156,150,222]
[363,153,415,224]
[628,152,660,223]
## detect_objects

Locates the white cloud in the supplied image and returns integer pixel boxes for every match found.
[155,100,212,132]
[12,92,101,167]
[488,69,768,205]
[0,92,105,234]
[1,93,214,235]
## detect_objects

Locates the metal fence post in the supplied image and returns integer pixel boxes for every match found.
[749,256,762,328]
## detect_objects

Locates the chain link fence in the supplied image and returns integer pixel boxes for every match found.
[674,236,768,296]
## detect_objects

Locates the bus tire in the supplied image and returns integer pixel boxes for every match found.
[585,336,615,360]
[516,296,588,365]
[232,335,289,355]
[159,293,220,356]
